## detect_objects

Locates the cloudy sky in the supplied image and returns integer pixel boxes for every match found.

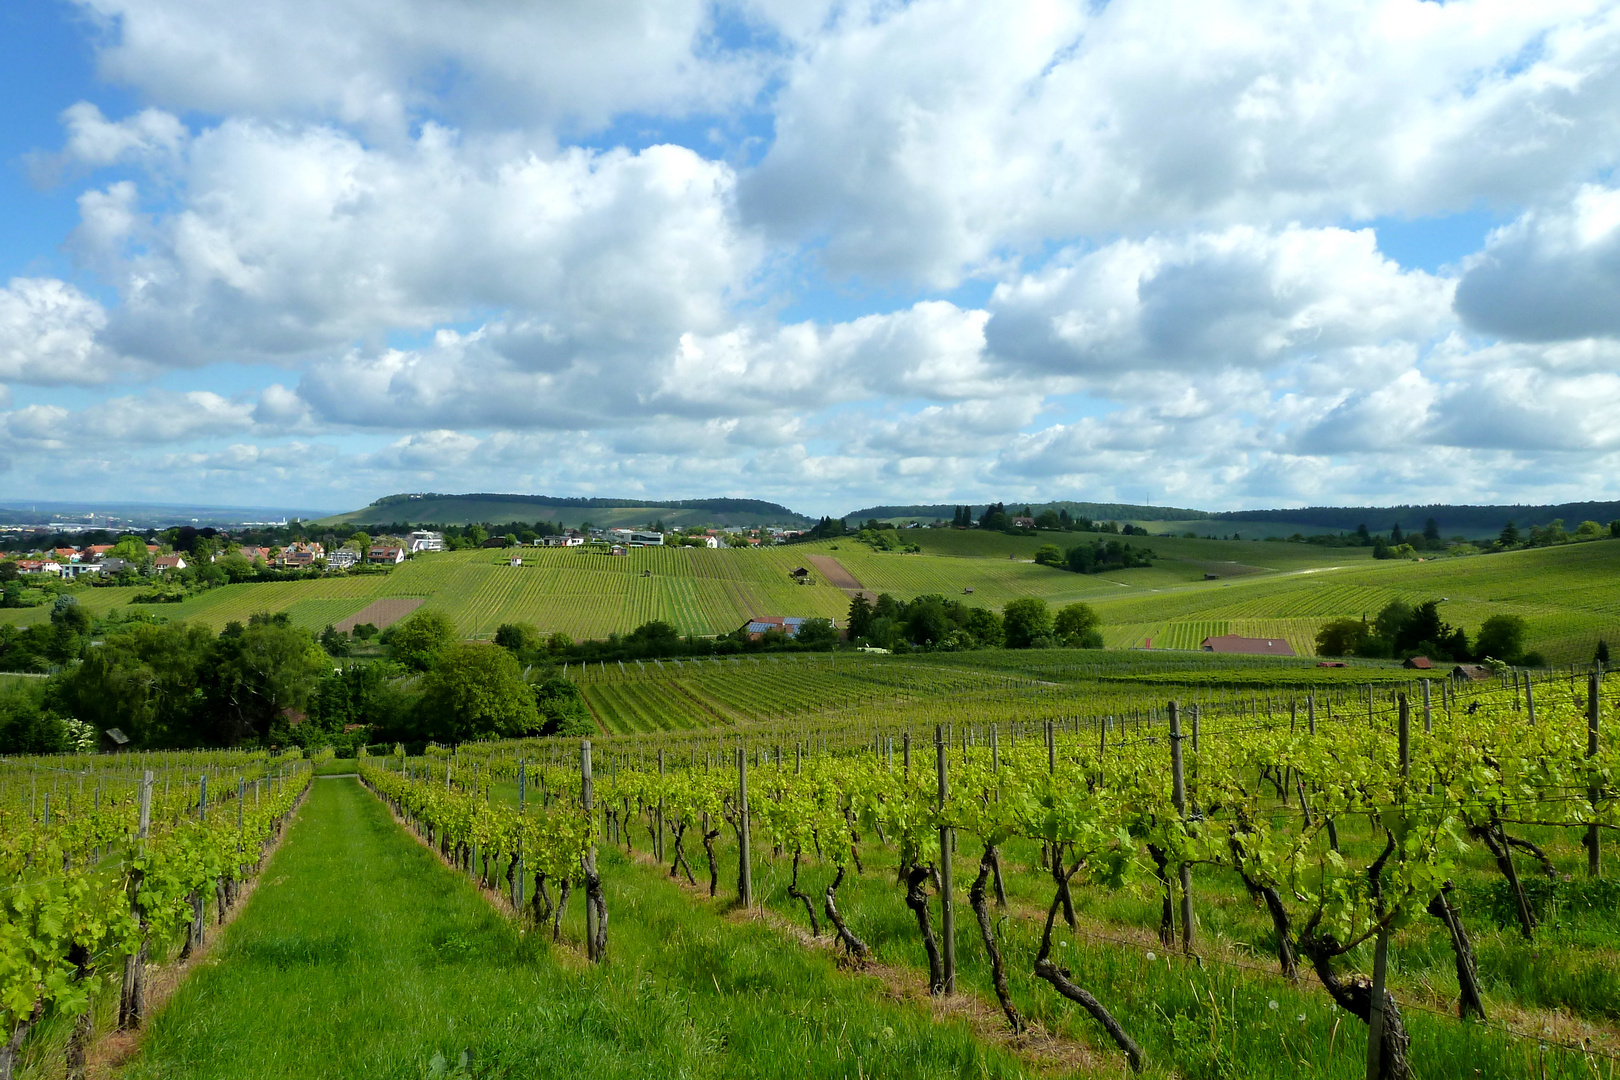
[3,0,1620,516]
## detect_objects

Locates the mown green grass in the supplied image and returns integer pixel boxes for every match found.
[596,789,1620,1079]
[118,778,1036,1080]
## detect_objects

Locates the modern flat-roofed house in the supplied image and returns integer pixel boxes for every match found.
[1200,634,1295,657]
[407,530,444,552]
[628,530,664,547]
[327,548,359,569]
[61,562,103,580]
[542,532,585,547]
[367,545,405,565]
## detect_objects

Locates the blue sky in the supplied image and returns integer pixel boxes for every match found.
[3,0,1620,517]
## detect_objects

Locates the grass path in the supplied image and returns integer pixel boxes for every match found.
[118,777,1034,1080]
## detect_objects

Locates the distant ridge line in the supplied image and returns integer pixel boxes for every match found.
[367,492,807,516]
[842,499,1620,536]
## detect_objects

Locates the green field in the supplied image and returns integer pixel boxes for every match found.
[7,532,1617,663]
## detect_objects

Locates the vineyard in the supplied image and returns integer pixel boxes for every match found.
[7,660,1620,1078]
[2,536,1617,664]
[350,664,1620,1079]
[562,649,1444,735]
[0,750,309,1078]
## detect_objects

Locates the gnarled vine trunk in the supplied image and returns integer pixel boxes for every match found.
[970,845,1022,1032]
[1032,873,1142,1072]
[904,864,945,994]
[824,865,868,959]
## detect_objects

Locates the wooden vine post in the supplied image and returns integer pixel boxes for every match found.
[580,740,602,961]
[737,745,753,907]
[655,749,666,864]
[1168,701,1193,953]
[1588,673,1601,878]
[1366,694,1410,1080]
[515,761,526,910]
[118,770,153,1030]
[935,724,955,994]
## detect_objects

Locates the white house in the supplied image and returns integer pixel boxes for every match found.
[153,554,188,572]
[327,549,359,569]
[367,546,406,565]
[407,530,444,553]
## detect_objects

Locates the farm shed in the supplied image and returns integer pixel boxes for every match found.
[1200,634,1295,657]
[1403,656,1434,669]
[1451,664,1491,681]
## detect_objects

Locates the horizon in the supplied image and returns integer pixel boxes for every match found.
[8,490,1620,532]
[3,3,1620,512]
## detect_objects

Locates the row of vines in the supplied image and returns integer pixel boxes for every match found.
[360,668,1617,1078]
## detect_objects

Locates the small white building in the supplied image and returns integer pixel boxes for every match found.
[509,555,523,567]
[407,530,444,553]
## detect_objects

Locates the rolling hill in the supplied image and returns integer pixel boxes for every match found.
[9,528,1617,664]
[316,492,815,530]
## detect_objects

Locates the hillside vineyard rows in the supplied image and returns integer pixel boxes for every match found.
[6,532,1617,665]
[0,752,310,1077]
[8,666,1620,1079]
[563,651,1440,734]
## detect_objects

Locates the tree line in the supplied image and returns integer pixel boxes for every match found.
[1314,600,1539,666]
[845,593,1102,651]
